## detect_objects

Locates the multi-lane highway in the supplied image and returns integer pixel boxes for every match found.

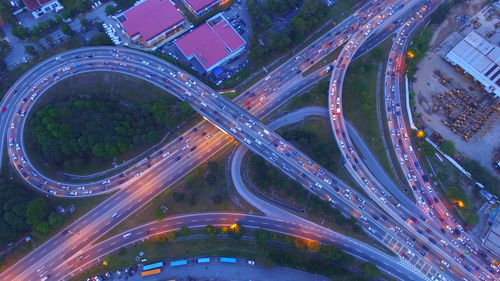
[327,0,496,280]
[383,11,498,281]
[59,213,424,281]
[1,1,426,279]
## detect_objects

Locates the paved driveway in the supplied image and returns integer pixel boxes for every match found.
[112,263,330,281]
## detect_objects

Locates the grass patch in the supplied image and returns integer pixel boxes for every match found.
[287,79,330,111]
[425,155,481,227]
[343,40,393,178]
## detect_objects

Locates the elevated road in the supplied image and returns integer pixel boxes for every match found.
[0,1,478,281]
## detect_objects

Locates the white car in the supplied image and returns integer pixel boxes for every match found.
[101,179,110,185]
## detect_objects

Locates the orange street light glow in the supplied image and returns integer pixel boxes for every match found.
[407,51,415,58]
[417,130,426,138]
[453,200,465,208]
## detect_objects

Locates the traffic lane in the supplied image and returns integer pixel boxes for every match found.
[384,26,494,278]
[229,109,427,279]
[328,1,476,278]
[345,120,422,215]
[5,132,234,281]
[0,0,414,276]
[6,0,406,196]
[327,1,454,279]
[59,213,425,281]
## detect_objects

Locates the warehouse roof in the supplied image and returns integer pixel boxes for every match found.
[445,32,500,97]
[175,16,245,71]
[119,0,184,43]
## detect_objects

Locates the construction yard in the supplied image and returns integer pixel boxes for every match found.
[412,0,500,175]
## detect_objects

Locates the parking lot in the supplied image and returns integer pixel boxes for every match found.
[414,45,499,174]
[160,1,252,84]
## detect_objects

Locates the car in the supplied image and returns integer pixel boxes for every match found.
[134,172,143,177]
[441,260,450,268]
[112,213,119,218]
[246,260,255,265]
[101,179,110,185]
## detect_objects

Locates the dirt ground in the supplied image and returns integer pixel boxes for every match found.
[430,0,489,48]
[413,0,500,176]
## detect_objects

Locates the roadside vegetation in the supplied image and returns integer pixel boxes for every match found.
[28,95,192,172]
[406,27,433,79]
[98,147,255,241]
[223,0,364,88]
[246,120,389,249]
[24,71,197,175]
[343,41,393,176]
[287,80,329,110]
[0,181,111,272]
[423,155,481,226]
[76,226,382,281]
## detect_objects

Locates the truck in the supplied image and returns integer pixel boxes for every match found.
[141,268,161,276]
[220,257,237,263]
[170,259,188,267]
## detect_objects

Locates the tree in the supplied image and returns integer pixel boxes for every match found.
[48,212,63,228]
[440,140,457,156]
[80,18,90,28]
[254,228,270,244]
[24,45,37,56]
[12,25,30,40]
[205,172,216,186]
[178,226,191,237]
[61,23,74,36]
[211,194,223,204]
[172,191,185,202]
[0,40,10,58]
[207,161,218,173]
[420,141,436,156]
[117,247,127,256]
[318,245,344,260]
[204,225,218,237]
[228,223,243,239]
[105,5,117,16]
[362,262,381,277]
[25,198,48,226]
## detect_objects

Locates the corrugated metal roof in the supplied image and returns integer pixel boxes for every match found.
[445,32,500,97]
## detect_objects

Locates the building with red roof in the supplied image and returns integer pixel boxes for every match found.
[175,13,246,73]
[181,0,225,16]
[116,0,187,47]
[23,0,63,19]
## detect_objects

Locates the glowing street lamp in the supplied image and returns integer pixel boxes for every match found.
[407,51,415,58]
[416,130,426,138]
